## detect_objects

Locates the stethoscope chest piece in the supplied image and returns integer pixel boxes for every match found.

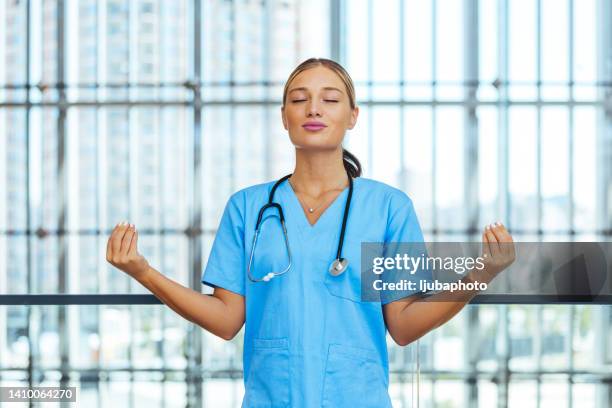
[328,258,349,276]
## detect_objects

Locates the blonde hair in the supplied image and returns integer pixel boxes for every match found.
[282,58,361,178]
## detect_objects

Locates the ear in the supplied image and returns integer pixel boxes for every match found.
[347,106,359,130]
[281,105,288,130]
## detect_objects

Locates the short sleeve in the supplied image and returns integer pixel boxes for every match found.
[201,192,246,296]
[380,192,433,305]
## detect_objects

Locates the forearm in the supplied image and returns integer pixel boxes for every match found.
[395,272,490,345]
[136,266,236,340]
[390,222,516,346]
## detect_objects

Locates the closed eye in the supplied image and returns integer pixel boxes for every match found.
[291,99,339,103]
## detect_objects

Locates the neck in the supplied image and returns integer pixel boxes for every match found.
[289,148,349,196]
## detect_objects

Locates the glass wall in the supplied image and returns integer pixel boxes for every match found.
[0,0,610,407]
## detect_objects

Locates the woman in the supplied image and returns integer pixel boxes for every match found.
[106,58,515,407]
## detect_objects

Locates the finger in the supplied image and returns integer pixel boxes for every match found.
[496,222,514,256]
[108,222,122,259]
[494,222,512,241]
[482,229,492,260]
[485,224,501,257]
[489,222,509,255]
[127,227,139,256]
[120,225,135,255]
[124,227,136,256]
[112,222,129,256]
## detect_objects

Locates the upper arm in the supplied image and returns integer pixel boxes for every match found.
[213,287,245,339]
[381,191,432,345]
[202,192,247,297]
[380,191,432,305]
[201,192,247,340]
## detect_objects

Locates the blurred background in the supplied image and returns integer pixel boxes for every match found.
[0,0,611,407]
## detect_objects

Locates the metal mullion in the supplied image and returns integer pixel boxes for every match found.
[536,0,542,238]
[3,78,610,90]
[497,0,510,405]
[0,0,6,386]
[367,0,373,176]
[229,0,236,193]
[535,305,543,408]
[263,0,271,180]
[428,2,437,403]
[567,304,575,408]
[398,0,406,191]
[25,0,35,397]
[397,0,411,397]
[2,99,609,108]
[187,0,204,406]
[596,0,612,239]
[340,0,346,65]
[294,1,301,59]
[330,0,341,62]
[149,1,167,404]
[0,0,4,103]
[157,1,168,405]
[0,364,609,378]
[464,305,479,408]
[2,294,612,305]
[536,4,543,405]
[464,0,479,237]
[594,306,610,407]
[96,2,107,406]
[4,225,612,237]
[428,321,435,405]
[567,1,575,406]
[499,304,510,408]
[127,0,137,405]
[464,2,479,406]
[56,0,72,398]
[431,0,437,239]
[596,0,612,405]
[568,0,575,237]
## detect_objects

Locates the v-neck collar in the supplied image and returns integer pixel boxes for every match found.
[281,177,356,233]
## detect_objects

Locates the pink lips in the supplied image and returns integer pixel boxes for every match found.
[302,121,327,131]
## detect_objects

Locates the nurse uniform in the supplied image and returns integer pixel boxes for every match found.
[202,176,432,407]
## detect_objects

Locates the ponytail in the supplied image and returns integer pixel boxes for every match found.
[342,148,362,178]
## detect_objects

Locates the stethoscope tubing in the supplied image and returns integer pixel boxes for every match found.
[247,170,353,282]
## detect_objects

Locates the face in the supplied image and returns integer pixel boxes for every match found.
[281,65,359,152]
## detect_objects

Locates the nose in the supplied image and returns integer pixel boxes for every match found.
[306,99,322,117]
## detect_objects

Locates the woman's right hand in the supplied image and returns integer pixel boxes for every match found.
[106,221,151,281]
[476,221,516,282]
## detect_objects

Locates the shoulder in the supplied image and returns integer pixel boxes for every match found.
[356,177,414,210]
[225,179,279,209]
[231,180,276,199]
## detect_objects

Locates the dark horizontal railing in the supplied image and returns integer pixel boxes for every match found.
[0,294,611,305]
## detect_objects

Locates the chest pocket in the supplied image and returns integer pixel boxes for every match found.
[323,236,380,303]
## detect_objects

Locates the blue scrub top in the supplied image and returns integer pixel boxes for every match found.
[202,177,432,408]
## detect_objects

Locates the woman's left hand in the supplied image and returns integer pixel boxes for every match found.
[476,222,516,282]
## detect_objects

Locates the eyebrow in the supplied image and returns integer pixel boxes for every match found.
[288,86,344,94]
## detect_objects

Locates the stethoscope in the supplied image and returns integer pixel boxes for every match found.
[247,169,354,282]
